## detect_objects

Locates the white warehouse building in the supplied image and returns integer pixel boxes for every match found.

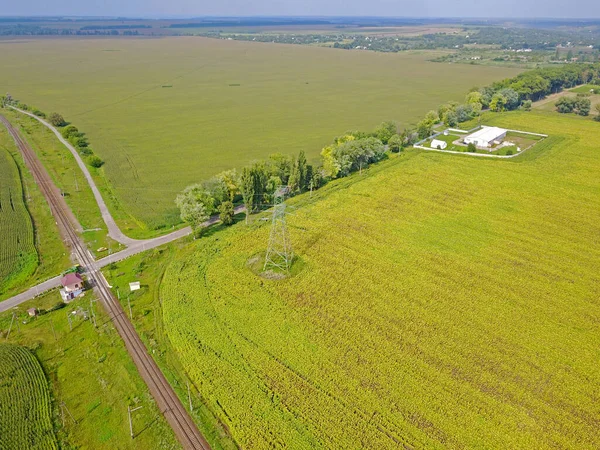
[464,126,507,148]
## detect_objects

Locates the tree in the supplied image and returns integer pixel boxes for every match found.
[465,91,483,106]
[388,134,403,153]
[288,151,308,192]
[520,100,532,111]
[215,169,239,202]
[490,93,507,112]
[556,97,576,113]
[567,49,574,61]
[219,201,235,225]
[424,110,439,124]
[48,112,66,127]
[444,110,458,127]
[374,121,397,144]
[467,142,477,153]
[499,88,520,110]
[455,104,474,123]
[576,97,591,116]
[268,153,292,184]
[87,155,104,168]
[595,103,600,121]
[416,120,433,140]
[175,186,211,232]
[239,167,255,224]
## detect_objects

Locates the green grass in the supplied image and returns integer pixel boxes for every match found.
[569,84,600,94]
[158,110,600,448]
[0,37,521,232]
[0,343,58,449]
[2,109,123,258]
[0,114,70,301]
[0,290,181,450]
[0,130,37,295]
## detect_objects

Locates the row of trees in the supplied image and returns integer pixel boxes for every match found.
[177,121,410,233]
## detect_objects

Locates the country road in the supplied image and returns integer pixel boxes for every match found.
[1,113,211,449]
[11,105,142,246]
[1,106,243,312]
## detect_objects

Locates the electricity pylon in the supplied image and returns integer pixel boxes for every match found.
[264,187,293,272]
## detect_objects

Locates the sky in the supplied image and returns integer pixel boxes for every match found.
[3,0,599,19]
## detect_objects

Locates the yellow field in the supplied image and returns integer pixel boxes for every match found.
[160,109,600,448]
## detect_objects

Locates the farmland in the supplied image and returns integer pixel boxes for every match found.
[0,134,37,295]
[0,37,520,232]
[0,344,57,449]
[159,110,600,448]
[0,290,181,449]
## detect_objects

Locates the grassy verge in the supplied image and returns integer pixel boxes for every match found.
[0,115,70,301]
[2,108,123,258]
[0,289,181,449]
[102,242,239,450]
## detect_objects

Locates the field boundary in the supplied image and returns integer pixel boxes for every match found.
[414,125,548,159]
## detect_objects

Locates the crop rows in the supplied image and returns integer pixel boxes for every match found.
[0,146,37,294]
[0,344,58,449]
[160,111,600,449]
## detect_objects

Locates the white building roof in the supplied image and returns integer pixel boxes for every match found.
[430,139,447,148]
[465,126,507,143]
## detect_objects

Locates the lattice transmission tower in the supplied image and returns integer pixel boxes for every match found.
[264,187,293,272]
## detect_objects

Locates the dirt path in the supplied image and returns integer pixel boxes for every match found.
[1,113,211,449]
[10,106,140,246]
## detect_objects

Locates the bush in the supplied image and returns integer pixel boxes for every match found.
[79,147,93,156]
[48,112,66,127]
[219,201,235,225]
[506,149,514,155]
[61,125,80,139]
[467,142,477,153]
[520,100,532,111]
[31,109,45,118]
[88,155,104,168]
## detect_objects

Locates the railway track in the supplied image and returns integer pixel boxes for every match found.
[1,115,211,450]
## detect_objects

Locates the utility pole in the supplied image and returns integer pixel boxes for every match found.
[127,294,133,320]
[6,313,16,339]
[49,317,57,341]
[128,405,143,439]
[187,381,193,413]
[263,186,293,273]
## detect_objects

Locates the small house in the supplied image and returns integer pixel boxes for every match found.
[60,273,84,302]
[430,139,448,150]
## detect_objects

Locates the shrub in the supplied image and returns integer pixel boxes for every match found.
[88,155,104,168]
[467,142,477,153]
[48,112,66,127]
[61,125,80,139]
[506,149,514,155]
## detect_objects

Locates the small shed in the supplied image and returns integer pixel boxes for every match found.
[129,281,141,292]
[27,308,38,317]
[430,139,448,150]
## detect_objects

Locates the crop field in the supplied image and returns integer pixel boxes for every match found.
[0,290,181,449]
[0,344,58,449]
[0,37,520,231]
[160,110,600,449]
[0,139,37,295]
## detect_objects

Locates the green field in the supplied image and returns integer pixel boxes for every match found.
[0,344,58,449]
[0,136,37,295]
[0,37,520,232]
[1,109,123,258]
[157,110,600,448]
[0,290,181,449]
